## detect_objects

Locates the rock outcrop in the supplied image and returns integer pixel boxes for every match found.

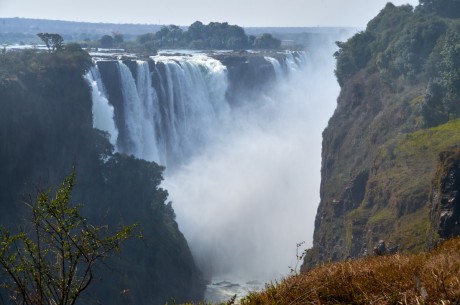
[429,147,460,244]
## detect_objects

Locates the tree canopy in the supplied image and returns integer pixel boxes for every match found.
[333,0,460,127]
[135,21,281,50]
[37,33,64,53]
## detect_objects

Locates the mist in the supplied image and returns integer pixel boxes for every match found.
[163,35,348,281]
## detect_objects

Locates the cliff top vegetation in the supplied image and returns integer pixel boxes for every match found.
[239,237,460,304]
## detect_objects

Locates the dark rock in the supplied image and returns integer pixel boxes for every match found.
[428,148,460,246]
[373,240,386,256]
[211,53,278,106]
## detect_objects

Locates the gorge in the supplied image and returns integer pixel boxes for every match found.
[85,45,344,300]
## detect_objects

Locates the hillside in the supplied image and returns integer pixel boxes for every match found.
[302,0,460,268]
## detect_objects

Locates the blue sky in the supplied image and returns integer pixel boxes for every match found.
[0,0,419,27]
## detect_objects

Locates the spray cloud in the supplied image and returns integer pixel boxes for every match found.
[164,36,346,281]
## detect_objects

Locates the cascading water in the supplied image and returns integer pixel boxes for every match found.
[151,55,230,166]
[90,54,230,167]
[88,50,338,302]
[264,56,283,80]
[116,61,161,162]
[84,67,118,146]
[163,49,339,302]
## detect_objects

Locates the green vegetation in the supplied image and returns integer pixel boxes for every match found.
[242,237,460,304]
[148,21,280,50]
[0,171,135,305]
[37,33,64,52]
[306,0,460,269]
[72,21,281,52]
[334,0,460,126]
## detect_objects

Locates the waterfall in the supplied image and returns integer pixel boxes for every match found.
[151,55,230,165]
[116,61,159,162]
[135,60,161,163]
[89,52,308,167]
[84,67,118,146]
[284,52,302,73]
[90,54,231,167]
[264,56,283,80]
[162,46,341,299]
[88,49,323,301]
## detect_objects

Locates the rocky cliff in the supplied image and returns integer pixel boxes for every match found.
[0,48,204,304]
[303,0,460,269]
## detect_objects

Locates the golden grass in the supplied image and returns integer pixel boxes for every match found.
[240,238,460,305]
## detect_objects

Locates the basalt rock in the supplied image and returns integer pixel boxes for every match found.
[428,147,460,246]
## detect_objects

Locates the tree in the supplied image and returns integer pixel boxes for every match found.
[112,32,124,45]
[253,33,281,49]
[37,33,64,53]
[0,171,136,305]
[99,35,114,48]
[136,33,156,52]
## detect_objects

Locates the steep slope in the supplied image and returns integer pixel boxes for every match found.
[303,0,460,269]
[0,47,204,304]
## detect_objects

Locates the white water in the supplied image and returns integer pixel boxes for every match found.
[264,56,283,80]
[89,49,341,302]
[151,55,230,166]
[163,48,341,301]
[117,61,159,162]
[85,67,118,146]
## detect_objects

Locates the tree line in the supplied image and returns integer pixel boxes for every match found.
[92,21,281,51]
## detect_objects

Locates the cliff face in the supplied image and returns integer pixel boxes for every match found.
[429,147,460,242]
[303,1,460,269]
[0,49,204,304]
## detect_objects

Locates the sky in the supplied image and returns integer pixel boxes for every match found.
[1,0,419,27]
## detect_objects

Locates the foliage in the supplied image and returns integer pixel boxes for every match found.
[333,0,460,126]
[240,237,460,304]
[37,33,64,53]
[334,31,374,86]
[0,172,135,305]
[423,30,460,126]
[99,35,114,48]
[136,32,156,52]
[252,33,281,49]
[418,0,460,18]
[135,21,280,50]
[111,32,123,44]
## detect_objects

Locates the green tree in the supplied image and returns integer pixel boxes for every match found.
[99,35,114,48]
[112,32,124,45]
[0,171,135,305]
[334,31,374,86]
[136,33,156,52]
[37,33,64,53]
[253,33,281,49]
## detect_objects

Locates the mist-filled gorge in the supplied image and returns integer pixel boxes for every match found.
[0,23,351,302]
[6,0,460,303]
[83,34,348,301]
[163,43,342,289]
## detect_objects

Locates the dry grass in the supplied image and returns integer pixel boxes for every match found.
[240,238,460,305]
